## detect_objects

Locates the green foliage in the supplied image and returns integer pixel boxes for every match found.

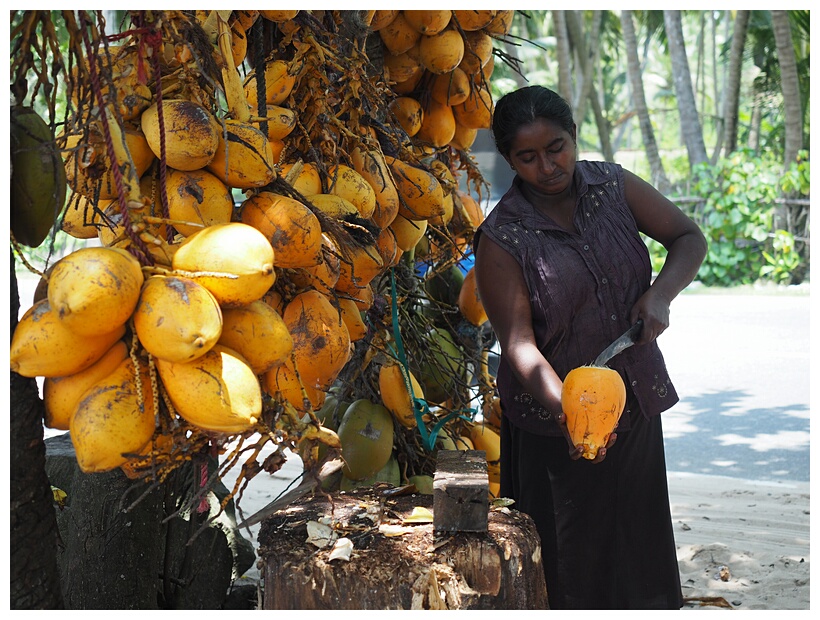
[780,150,810,196]
[647,149,809,286]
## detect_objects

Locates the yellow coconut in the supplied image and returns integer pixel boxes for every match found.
[418,29,465,75]
[133,275,222,363]
[337,297,367,341]
[484,396,503,429]
[244,59,297,108]
[307,193,360,220]
[428,189,455,227]
[335,242,384,293]
[262,289,286,314]
[379,361,424,428]
[268,138,286,164]
[484,10,515,36]
[95,201,178,267]
[61,196,104,239]
[458,30,494,76]
[165,167,234,237]
[385,156,445,221]
[561,366,627,460]
[453,84,494,130]
[415,99,456,148]
[262,104,297,140]
[375,226,400,267]
[345,282,374,312]
[389,213,428,252]
[350,144,401,229]
[262,358,326,413]
[389,96,423,137]
[431,67,470,107]
[379,12,421,56]
[383,45,423,85]
[403,10,452,35]
[260,10,299,22]
[47,246,144,337]
[288,233,341,295]
[171,222,276,307]
[157,344,261,433]
[141,100,220,171]
[392,70,425,96]
[468,423,501,483]
[232,10,259,31]
[70,356,157,473]
[218,299,293,375]
[326,164,377,220]
[63,126,155,200]
[10,299,126,378]
[451,190,485,238]
[453,9,498,31]
[205,121,276,189]
[43,340,128,431]
[370,10,399,31]
[229,19,247,67]
[283,290,351,390]
[480,55,495,83]
[240,192,323,269]
[458,266,488,326]
[280,161,323,196]
[450,123,478,150]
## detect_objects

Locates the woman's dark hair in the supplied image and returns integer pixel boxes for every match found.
[491,86,574,157]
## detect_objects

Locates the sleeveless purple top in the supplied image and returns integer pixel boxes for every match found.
[475,161,678,437]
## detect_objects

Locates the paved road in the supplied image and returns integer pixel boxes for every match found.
[656,285,811,483]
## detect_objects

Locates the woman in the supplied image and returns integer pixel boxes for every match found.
[474,86,707,609]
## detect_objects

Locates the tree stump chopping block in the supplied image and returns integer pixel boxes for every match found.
[258,485,548,609]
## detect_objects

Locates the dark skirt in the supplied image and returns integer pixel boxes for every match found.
[500,407,683,610]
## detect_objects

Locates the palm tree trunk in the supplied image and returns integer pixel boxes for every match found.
[10,250,65,609]
[722,10,750,156]
[564,10,600,132]
[620,9,671,194]
[551,11,573,105]
[771,10,803,168]
[663,10,709,168]
[587,84,615,162]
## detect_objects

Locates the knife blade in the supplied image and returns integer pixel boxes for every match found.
[592,319,643,367]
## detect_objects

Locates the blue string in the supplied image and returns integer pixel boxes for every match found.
[389,268,473,451]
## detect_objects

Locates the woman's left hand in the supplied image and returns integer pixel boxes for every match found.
[556,412,617,463]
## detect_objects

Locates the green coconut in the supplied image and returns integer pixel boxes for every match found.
[337,399,395,480]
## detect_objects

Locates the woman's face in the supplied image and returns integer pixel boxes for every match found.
[505,117,577,196]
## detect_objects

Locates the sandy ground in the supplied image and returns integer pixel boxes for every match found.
[222,448,810,611]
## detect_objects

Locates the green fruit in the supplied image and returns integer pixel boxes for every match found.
[424,264,464,307]
[337,399,394,480]
[339,455,400,490]
[315,392,350,461]
[315,391,349,432]
[10,106,66,248]
[408,474,434,495]
[416,328,465,405]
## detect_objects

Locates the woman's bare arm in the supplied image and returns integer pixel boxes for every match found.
[475,235,564,415]
[624,170,708,344]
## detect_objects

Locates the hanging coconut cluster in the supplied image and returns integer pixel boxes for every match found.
[374,10,513,153]
[11,9,514,503]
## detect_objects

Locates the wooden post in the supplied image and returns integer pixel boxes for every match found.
[433,450,488,533]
